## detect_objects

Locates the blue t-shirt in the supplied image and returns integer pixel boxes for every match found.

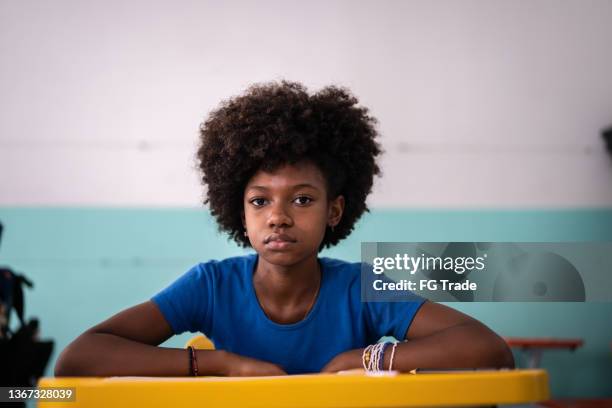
[151,253,425,374]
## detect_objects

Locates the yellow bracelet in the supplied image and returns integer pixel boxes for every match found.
[362,347,372,370]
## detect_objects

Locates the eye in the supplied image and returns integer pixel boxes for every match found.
[293,196,313,205]
[249,198,267,207]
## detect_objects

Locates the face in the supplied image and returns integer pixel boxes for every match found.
[242,161,344,267]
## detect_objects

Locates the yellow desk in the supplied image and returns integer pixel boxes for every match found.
[38,369,549,408]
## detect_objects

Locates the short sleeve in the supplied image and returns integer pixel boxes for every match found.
[361,265,427,341]
[364,295,426,341]
[150,263,214,335]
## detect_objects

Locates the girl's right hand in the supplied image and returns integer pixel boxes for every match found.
[222,351,287,376]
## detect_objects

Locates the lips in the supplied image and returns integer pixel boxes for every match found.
[264,233,297,249]
[264,233,296,244]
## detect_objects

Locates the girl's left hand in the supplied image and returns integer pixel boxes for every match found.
[320,348,364,373]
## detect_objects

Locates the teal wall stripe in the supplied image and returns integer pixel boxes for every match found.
[0,207,611,397]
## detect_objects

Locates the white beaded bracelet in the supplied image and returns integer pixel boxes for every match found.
[388,341,399,371]
[362,341,397,373]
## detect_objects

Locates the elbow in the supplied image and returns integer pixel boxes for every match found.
[54,345,81,377]
[463,322,515,369]
[470,322,515,369]
[54,349,72,377]
[502,344,516,369]
[54,336,93,377]
[491,337,515,369]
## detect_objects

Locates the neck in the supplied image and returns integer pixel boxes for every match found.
[253,254,320,306]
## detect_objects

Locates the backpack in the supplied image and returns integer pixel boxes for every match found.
[0,221,54,388]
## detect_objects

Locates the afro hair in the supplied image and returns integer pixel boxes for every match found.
[197,80,382,249]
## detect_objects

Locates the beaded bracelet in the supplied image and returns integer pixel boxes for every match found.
[388,341,399,371]
[378,342,391,371]
[187,346,199,376]
[362,344,374,370]
[362,346,372,370]
[187,346,193,375]
[362,341,396,373]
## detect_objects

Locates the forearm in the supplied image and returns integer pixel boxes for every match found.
[387,322,515,371]
[55,332,229,377]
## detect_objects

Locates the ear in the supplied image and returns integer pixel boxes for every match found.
[241,211,246,229]
[327,195,345,227]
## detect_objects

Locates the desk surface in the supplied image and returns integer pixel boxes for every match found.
[38,369,549,408]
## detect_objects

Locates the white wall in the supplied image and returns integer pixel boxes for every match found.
[1,0,611,208]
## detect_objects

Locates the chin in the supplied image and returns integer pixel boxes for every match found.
[259,249,310,267]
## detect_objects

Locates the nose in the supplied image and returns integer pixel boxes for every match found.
[267,202,293,229]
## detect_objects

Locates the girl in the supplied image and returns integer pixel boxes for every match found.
[55,81,514,377]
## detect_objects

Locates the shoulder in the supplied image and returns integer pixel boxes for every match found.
[197,253,256,271]
[320,257,361,271]
[192,253,256,280]
[320,257,362,287]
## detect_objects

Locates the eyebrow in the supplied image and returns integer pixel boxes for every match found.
[246,183,320,192]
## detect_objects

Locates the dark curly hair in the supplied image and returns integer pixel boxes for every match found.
[197,80,382,250]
